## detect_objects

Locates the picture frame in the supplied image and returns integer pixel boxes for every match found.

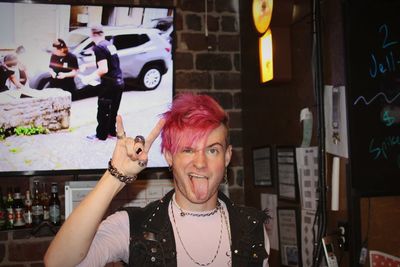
[252,146,273,186]
[277,207,302,267]
[276,146,298,201]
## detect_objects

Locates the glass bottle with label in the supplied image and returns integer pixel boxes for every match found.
[0,187,6,229]
[49,183,61,226]
[5,187,14,229]
[41,183,50,221]
[13,188,25,228]
[32,180,43,226]
[24,190,33,228]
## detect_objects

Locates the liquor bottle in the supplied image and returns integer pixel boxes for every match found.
[0,187,6,229]
[5,187,14,229]
[13,188,25,228]
[49,183,61,226]
[23,190,33,228]
[41,183,50,221]
[32,180,43,226]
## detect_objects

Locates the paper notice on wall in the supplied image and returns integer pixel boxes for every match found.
[296,147,319,211]
[324,85,349,158]
[260,193,279,250]
[300,108,313,147]
[301,210,318,267]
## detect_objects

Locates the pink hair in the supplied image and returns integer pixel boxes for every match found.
[161,93,229,155]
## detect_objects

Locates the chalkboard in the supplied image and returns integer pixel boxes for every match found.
[345,0,400,194]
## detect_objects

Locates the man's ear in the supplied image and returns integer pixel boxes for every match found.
[225,145,232,167]
[164,151,173,166]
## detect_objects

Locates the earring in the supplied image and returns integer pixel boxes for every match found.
[224,168,228,185]
[168,165,173,172]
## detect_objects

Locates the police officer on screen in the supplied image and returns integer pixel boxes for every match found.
[81,25,124,141]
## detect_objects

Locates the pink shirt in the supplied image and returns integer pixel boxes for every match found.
[77,200,270,267]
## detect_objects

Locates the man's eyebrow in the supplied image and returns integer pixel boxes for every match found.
[206,142,225,148]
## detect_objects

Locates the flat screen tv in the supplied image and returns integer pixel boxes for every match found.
[0,1,174,176]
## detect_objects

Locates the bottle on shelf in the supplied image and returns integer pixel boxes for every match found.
[24,190,33,228]
[0,187,6,229]
[5,187,14,229]
[32,180,43,226]
[40,183,50,222]
[49,182,61,226]
[13,188,25,228]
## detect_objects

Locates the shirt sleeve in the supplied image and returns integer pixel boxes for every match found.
[93,45,108,63]
[263,226,271,267]
[76,210,130,267]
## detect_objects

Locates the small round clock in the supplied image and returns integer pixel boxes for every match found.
[252,0,273,34]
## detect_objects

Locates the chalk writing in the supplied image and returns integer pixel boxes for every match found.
[369,136,400,160]
[369,24,400,78]
[383,111,396,126]
[353,92,400,105]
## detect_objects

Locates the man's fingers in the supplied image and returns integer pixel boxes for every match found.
[144,118,166,152]
[116,115,125,139]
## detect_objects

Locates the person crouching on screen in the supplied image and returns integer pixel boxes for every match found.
[0,54,25,92]
[44,93,271,267]
[48,38,78,96]
[81,24,124,141]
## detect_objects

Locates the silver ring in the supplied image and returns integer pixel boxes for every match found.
[134,135,145,144]
[138,160,148,168]
[116,131,126,140]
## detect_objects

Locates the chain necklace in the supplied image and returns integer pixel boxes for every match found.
[170,199,223,266]
[172,194,221,217]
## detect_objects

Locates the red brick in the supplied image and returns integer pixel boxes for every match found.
[175,72,211,89]
[207,92,233,109]
[175,13,183,31]
[180,33,216,51]
[175,52,194,70]
[218,34,240,51]
[228,111,242,129]
[196,53,232,71]
[179,0,213,12]
[186,14,202,31]
[214,72,241,89]
[9,240,51,261]
[206,15,220,32]
[221,15,238,32]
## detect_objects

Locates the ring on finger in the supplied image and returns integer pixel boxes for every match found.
[138,160,148,168]
[134,135,145,144]
[116,131,126,140]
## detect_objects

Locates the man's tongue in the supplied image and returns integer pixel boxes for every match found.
[191,177,208,200]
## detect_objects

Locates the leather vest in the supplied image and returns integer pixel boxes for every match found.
[122,190,268,267]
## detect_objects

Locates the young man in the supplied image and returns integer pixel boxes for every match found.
[44,93,270,267]
[48,38,78,96]
[82,25,124,141]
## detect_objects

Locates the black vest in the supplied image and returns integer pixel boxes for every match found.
[122,190,268,266]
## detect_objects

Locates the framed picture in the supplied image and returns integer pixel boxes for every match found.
[276,146,298,201]
[277,207,302,267]
[252,146,273,186]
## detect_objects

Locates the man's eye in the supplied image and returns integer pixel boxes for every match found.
[207,147,219,155]
[182,148,193,153]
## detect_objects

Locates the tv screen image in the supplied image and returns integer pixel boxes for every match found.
[0,2,174,174]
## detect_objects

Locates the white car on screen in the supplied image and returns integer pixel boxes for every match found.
[31,26,172,92]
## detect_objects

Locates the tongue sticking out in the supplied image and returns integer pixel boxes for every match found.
[192,177,208,200]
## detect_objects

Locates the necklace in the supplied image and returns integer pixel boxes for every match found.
[170,200,223,266]
[172,195,221,217]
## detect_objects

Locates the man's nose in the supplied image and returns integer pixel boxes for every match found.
[193,150,206,169]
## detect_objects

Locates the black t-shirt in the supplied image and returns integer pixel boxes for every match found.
[0,65,14,91]
[93,40,123,84]
[49,52,78,75]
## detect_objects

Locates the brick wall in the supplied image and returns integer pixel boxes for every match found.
[0,0,243,265]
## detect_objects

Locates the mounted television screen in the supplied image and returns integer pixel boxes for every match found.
[0,2,174,175]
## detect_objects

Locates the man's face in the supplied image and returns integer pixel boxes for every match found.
[165,124,232,207]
